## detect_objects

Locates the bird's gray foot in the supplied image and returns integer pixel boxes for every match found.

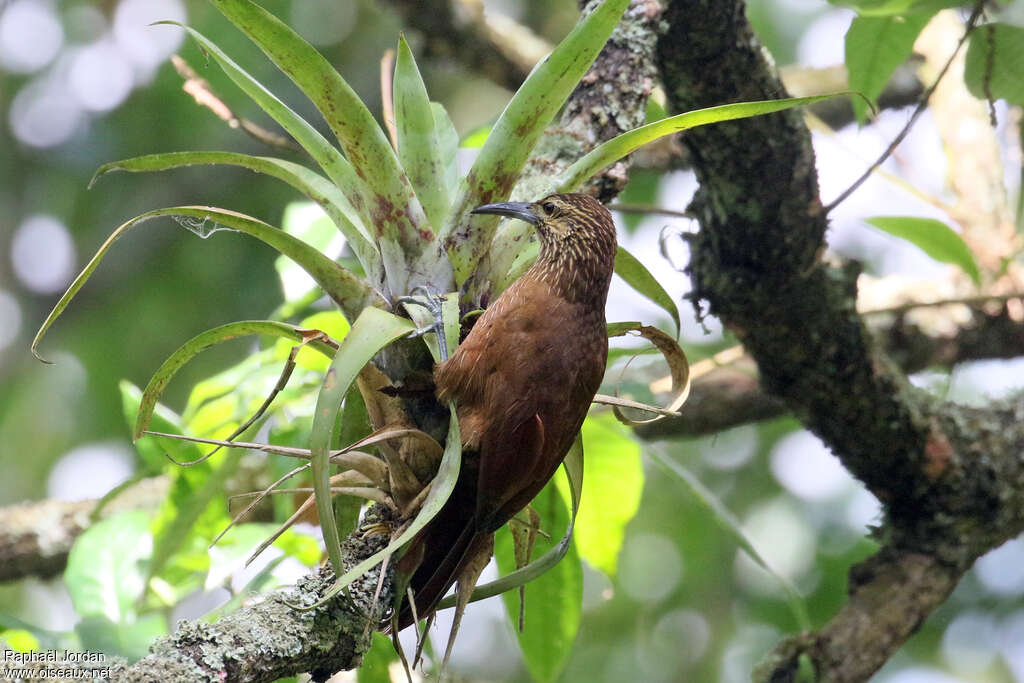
[397,285,449,362]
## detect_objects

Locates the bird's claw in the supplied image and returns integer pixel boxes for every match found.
[397,285,449,362]
[357,521,393,539]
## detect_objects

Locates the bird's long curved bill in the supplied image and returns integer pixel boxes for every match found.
[470,202,539,224]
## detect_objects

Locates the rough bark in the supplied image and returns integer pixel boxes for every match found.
[113,507,393,683]
[656,1,1024,680]
[0,478,167,582]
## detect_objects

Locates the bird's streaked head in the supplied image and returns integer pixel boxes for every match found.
[471,193,616,261]
[472,193,616,302]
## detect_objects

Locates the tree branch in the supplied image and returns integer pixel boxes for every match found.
[638,294,1024,439]
[0,478,168,583]
[656,1,1024,679]
[115,507,393,683]
[381,0,546,91]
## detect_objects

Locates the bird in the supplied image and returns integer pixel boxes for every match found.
[390,192,618,659]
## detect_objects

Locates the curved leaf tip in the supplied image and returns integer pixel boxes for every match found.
[30,343,54,365]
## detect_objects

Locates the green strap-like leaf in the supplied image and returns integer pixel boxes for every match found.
[442,0,631,284]
[307,307,416,573]
[556,94,850,192]
[208,0,441,289]
[394,36,449,231]
[865,216,981,285]
[482,97,844,296]
[31,206,380,362]
[161,23,381,277]
[440,436,583,606]
[133,320,337,440]
[92,151,379,274]
[432,102,461,200]
[296,401,462,610]
[614,245,681,338]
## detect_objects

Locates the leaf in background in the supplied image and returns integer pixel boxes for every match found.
[614,167,661,232]
[65,510,152,622]
[573,413,643,577]
[394,36,449,230]
[845,12,935,124]
[145,436,243,600]
[648,448,810,631]
[208,0,439,287]
[826,0,965,14]
[461,124,492,148]
[965,23,1024,108]
[134,320,336,440]
[614,246,681,338]
[865,216,981,284]
[0,629,39,653]
[0,616,66,652]
[442,0,631,284]
[495,472,582,683]
[358,632,400,683]
[206,524,319,590]
[90,151,378,273]
[557,94,849,193]
[75,614,166,661]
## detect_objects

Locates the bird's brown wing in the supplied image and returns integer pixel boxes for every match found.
[438,278,600,531]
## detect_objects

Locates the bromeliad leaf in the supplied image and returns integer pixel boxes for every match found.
[556,94,851,192]
[133,320,338,441]
[394,36,449,230]
[614,246,681,337]
[307,307,416,574]
[865,216,981,285]
[91,151,379,274]
[432,102,461,200]
[31,206,380,362]
[294,405,462,610]
[442,0,631,284]
[602,323,690,426]
[209,0,443,291]
[161,23,381,278]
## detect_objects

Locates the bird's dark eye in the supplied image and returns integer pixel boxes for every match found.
[542,201,557,215]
